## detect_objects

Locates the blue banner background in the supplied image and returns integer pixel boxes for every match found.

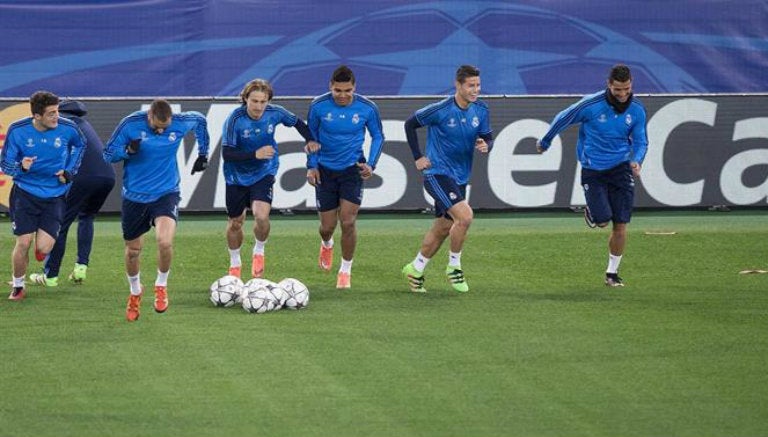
[0,1,766,97]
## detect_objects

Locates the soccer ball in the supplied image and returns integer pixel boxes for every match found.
[237,278,272,304]
[241,279,280,314]
[278,278,309,310]
[209,275,243,307]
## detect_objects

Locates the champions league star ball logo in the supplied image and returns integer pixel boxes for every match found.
[223,1,703,96]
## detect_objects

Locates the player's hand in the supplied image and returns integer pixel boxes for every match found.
[630,162,642,178]
[304,141,321,154]
[126,139,141,154]
[475,138,489,153]
[357,162,373,180]
[306,168,320,186]
[191,155,208,174]
[255,145,276,160]
[536,140,546,154]
[55,169,72,184]
[21,156,37,171]
[414,156,431,171]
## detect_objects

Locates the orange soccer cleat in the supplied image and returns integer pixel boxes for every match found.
[251,254,264,278]
[318,245,333,272]
[126,292,142,322]
[336,272,351,289]
[153,285,168,313]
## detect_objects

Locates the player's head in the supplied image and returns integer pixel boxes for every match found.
[454,65,481,108]
[240,79,273,119]
[607,64,633,103]
[329,65,355,107]
[30,90,60,130]
[148,99,172,134]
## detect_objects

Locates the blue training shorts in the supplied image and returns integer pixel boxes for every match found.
[314,164,363,212]
[581,162,635,224]
[121,192,180,241]
[225,174,275,218]
[8,185,64,237]
[424,174,467,219]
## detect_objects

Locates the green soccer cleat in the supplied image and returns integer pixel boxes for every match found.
[29,273,58,287]
[402,263,427,293]
[445,266,469,293]
[68,263,87,284]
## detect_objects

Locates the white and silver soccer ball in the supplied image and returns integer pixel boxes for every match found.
[237,278,272,304]
[241,279,280,314]
[209,275,243,307]
[278,278,309,310]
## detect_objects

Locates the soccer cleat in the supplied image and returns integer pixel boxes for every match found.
[605,273,625,287]
[446,266,469,293]
[29,273,58,287]
[228,266,241,279]
[336,272,351,289]
[68,263,87,284]
[318,245,333,271]
[153,285,168,313]
[584,206,597,228]
[402,263,427,293]
[8,286,26,301]
[126,292,142,322]
[251,254,264,278]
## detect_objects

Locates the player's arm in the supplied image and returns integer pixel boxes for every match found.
[103,125,133,163]
[629,108,649,176]
[538,97,588,152]
[293,118,320,153]
[0,127,25,176]
[188,111,209,174]
[364,107,385,171]
[476,131,494,153]
[59,125,87,183]
[305,104,321,170]
[404,114,430,170]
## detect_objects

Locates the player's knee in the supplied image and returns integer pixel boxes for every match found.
[125,246,141,260]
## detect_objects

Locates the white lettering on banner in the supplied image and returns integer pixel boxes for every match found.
[721,118,768,204]
[488,119,558,207]
[644,99,716,206]
[361,120,407,208]
[570,161,586,206]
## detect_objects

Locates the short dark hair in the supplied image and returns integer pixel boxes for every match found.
[30,91,59,116]
[240,79,273,104]
[149,99,173,122]
[609,64,632,83]
[455,65,480,84]
[331,65,355,84]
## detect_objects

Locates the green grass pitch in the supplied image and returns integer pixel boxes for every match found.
[1,211,767,437]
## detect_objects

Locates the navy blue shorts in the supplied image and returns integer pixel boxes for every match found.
[226,175,275,218]
[121,192,180,241]
[8,185,64,237]
[315,164,363,212]
[581,162,635,224]
[424,174,466,219]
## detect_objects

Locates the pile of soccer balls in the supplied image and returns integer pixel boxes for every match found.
[209,276,309,313]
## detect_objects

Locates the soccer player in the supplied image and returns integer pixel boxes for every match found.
[401,65,492,293]
[306,65,384,289]
[536,64,648,287]
[29,100,116,287]
[104,99,209,321]
[222,79,319,279]
[1,91,86,300]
